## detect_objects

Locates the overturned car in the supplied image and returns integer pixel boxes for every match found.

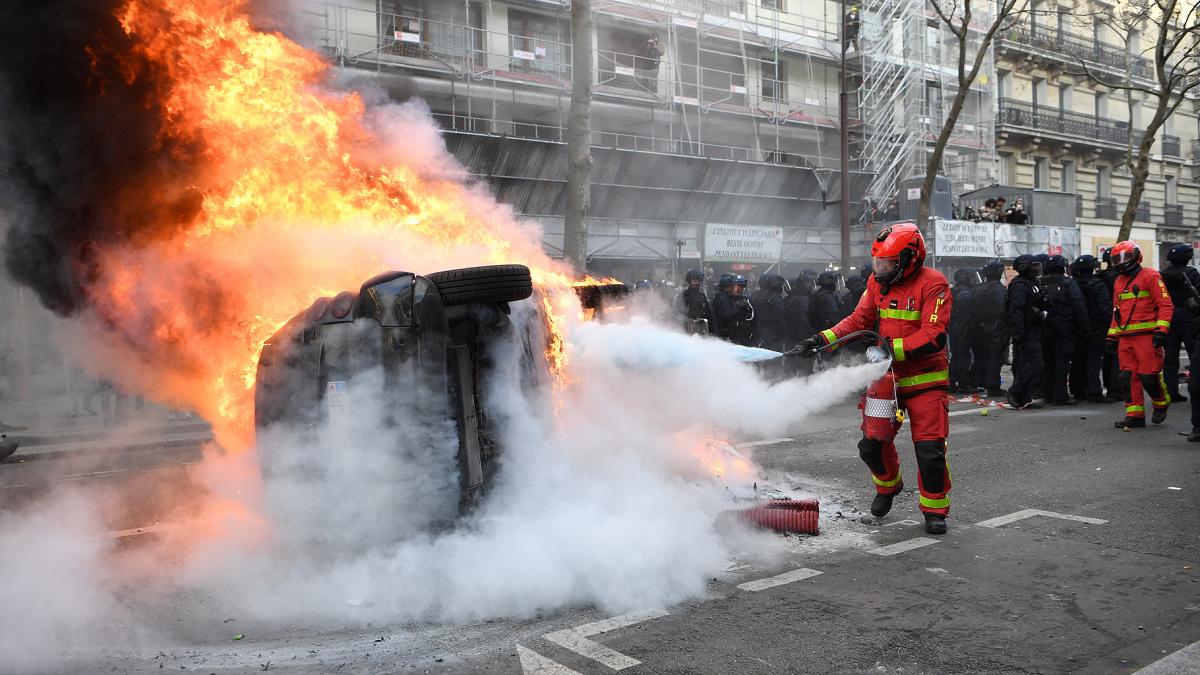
[253,265,627,511]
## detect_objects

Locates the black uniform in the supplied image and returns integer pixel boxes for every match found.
[1006,275,1045,407]
[971,275,1008,393]
[1101,264,1123,399]
[949,281,976,392]
[1161,263,1200,400]
[678,286,713,333]
[784,277,815,376]
[713,289,756,346]
[751,277,788,352]
[1039,272,1089,404]
[809,286,843,332]
[1070,273,1112,402]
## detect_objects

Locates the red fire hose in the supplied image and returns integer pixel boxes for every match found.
[738,499,819,535]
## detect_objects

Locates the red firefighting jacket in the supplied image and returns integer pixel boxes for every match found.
[819,266,952,395]
[1107,266,1173,338]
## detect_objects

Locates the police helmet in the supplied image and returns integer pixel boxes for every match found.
[1013,254,1041,277]
[732,274,748,287]
[859,264,873,280]
[685,268,705,283]
[1045,255,1068,275]
[1100,247,1112,265]
[635,279,652,290]
[953,268,981,285]
[718,273,737,289]
[1167,243,1194,265]
[1070,254,1099,275]
[981,261,1005,280]
[817,270,840,288]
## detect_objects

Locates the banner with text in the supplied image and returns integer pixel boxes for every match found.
[933,219,995,258]
[704,224,784,263]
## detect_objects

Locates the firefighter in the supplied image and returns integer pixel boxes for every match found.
[677,268,713,335]
[1040,255,1089,405]
[1068,254,1113,404]
[713,273,757,346]
[1160,244,1200,402]
[972,261,1009,397]
[1107,241,1174,428]
[809,271,844,331]
[949,269,981,393]
[797,223,952,535]
[752,273,789,352]
[1005,254,1047,410]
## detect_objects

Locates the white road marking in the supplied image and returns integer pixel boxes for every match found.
[543,609,668,671]
[882,519,922,528]
[737,567,823,592]
[735,438,795,449]
[948,408,984,418]
[1169,487,1183,491]
[868,537,941,556]
[975,509,1108,528]
[1132,638,1200,673]
[517,645,582,675]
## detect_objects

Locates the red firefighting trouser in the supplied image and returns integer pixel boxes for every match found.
[1118,333,1169,419]
[858,374,951,516]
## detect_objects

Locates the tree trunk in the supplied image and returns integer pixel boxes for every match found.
[562,0,594,273]
[1117,107,1168,241]
[918,85,972,229]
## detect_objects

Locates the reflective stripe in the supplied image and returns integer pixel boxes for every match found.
[821,329,837,348]
[872,472,903,488]
[919,495,949,509]
[1126,405,1145,413]
[879,308,921,320]
[892,338,906,362]
[1112,321,1167,334]
[896,369,949,388]
[1157,320,1170,328]
[1107,327,1119,336]
[1119,290,1152,300]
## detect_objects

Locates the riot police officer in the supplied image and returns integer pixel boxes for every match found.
[1006,254,1046,409]
[713,273,756,346]
[1100,247,1123,400]
[949,269,981,393]
[751,273,789,352]
[1039,255,1089,405]
[784,274,816,375]
[972,261,1008,397]
[677,268,714,335]
[809,271,844,332]
[1069,255,1113,403]
[1161,244,1200,402]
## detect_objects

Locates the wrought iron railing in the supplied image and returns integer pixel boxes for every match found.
[1095,197,1118,220]
[1163,134,1182,157]
[1000,22,1154,79]
[997,98,1142,147]
[1165,203,1184,226]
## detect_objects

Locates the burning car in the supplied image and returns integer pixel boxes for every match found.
[254,265,629,510]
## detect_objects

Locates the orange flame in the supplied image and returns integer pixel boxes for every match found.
[78,0,583,449]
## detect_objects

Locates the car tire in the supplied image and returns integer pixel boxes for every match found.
[428,265,533,305]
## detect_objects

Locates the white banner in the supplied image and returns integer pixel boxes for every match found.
[934,219,995,258]
[704,224,784,263]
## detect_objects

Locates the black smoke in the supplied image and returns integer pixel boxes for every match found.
[0,1,209,314]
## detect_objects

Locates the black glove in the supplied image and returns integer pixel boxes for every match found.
[796,336,822,357]
[1105,338,1118,354]
[1187,297,1200,313]
[1153,332,1166,349]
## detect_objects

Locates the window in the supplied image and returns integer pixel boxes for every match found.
[1060,160,1076,193]
[508,9,569,75]
[1031,0,1043,34]
[1092,17,1103,45]
[1057,9,1069,37]
[1000,152,1018,185]
[998,69,1012,98]
[1094,91,1107,119]
[1032,77,1046,108]
[1059,84,1073,114]
[761,0,784,9]
[1034,156,1050,188]
[1167,175,1178,202]
[1097,165,1111,198]
[761,58,786,101]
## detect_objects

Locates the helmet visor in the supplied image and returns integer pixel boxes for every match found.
[1113,249,1139,268]
[872,256,900,278]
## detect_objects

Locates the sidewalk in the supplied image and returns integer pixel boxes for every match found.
[0,375,213,462]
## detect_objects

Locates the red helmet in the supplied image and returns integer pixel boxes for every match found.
[1110,240,1142,274]
[871,222,926,287]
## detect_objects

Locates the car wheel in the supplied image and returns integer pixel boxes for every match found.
[428,264,533,305]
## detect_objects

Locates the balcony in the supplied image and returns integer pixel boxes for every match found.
[999,22,1154,80]
[1193,139,1200,161]
[1165,203,1184,226]
[1163,134,1182,158]
[997,98,1143,150]
[1095,197,1118,220]
[1136,202,1152,222]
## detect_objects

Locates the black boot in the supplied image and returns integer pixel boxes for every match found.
[1170,393,1188,403]
[1152,407,1168,425]
[986,388,1006,398]
[924,514,947,535]
[1188,428,1200,442]
[871,492,898,517]
[1115,417,1146,429]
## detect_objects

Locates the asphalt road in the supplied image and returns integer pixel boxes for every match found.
[6,395,1200,674]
